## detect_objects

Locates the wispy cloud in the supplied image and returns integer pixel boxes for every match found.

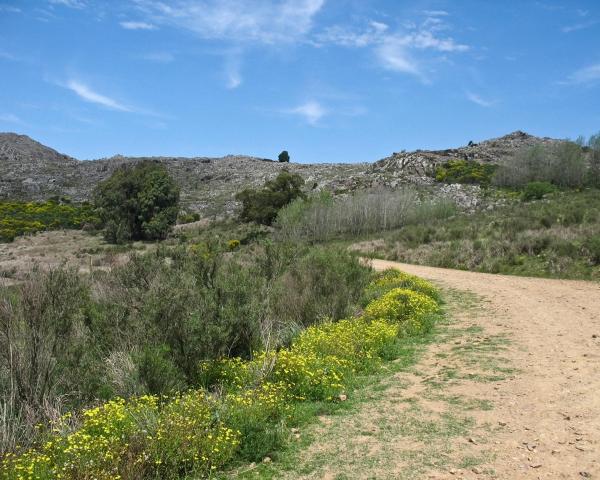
[466,92,495,107]
[140,51,175,63]
[561,20,597,33]
[423,10,449,17]
[565,63,600,85]
[120,21,157,30]
[48,0,87,9]
[132,0,324,44]
[376,38,421,77]
[319,12,468,82]
[287,100,326,125]
[0,4,22,13]
[64,80,133,112]
[0,113,26,125]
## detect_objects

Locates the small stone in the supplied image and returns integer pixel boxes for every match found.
[579,472,591,478]
[472,467,483,474]
[498,421,507,426]
[592,334,598,339]
[262,457,271,464]
[530,463,542,469]
[468,437,478,444]
[338,393,347,402]
[552,449,561,454]
[448,468,457,475]
[291,427,300,434]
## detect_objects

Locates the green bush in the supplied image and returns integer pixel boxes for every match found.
[1,267,441,478]
[435,159,497,186]
[522,181,556,201]
[278,150,290,163]
[0,200,98,242]
[585,236,600,265]
[93,161,180,243]
[236,171,305,225]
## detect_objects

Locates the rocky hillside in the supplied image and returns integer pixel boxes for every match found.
[0,131,562,215]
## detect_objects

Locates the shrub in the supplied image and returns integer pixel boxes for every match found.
[93,161,180,243]
[177,212,200,224]
[363,288,438,335]
[2,267,441,478]
[362,269,440,304]
[223,382,290,461]
[587,133,600,188]
[585,236,600,265]
[0,200,98,242]
[493,142,586,189]
[522,181,556,201]
[236,171,305,225]
[434,159,497,186]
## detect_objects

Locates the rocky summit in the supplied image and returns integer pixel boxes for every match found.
[0,131,562,215]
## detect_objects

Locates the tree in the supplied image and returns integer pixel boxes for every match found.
[93,161,180,243]
[236,170,305,225]
[278,150,290,163]
[588,132,600,188]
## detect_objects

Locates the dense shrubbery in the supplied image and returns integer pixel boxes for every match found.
[93,161,180,243]
[434,159,497,186]
[521,181,556,201]
[0,200,98,242]
[0,242,371,455]
[492,136,600,189]
[1,268,439,478]
[275,189,456,242]
[374,189,600,280]
[236,171,305,225]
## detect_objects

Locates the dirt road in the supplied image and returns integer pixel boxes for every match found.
[277,260,600,479]
[370,260,600,479]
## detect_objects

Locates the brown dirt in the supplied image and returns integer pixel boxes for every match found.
[371,260,600,479]
[282,260,600,479]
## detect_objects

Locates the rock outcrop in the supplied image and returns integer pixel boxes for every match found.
[0,131,562,215]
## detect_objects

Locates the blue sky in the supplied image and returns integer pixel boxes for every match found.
[1,0,599,163]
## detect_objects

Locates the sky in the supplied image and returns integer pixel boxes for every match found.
[0,0,599,163]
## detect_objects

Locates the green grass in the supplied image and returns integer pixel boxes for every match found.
[216,288,510,479]
[354,189,600,280]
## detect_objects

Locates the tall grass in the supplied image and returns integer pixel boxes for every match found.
[275,189,456,242]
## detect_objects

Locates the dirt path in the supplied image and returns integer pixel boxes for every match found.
[372,260,600,478]
[271,261,600,480]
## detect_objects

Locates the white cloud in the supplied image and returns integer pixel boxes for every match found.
[317,13,468,81]
[120,21,157,30]
[0,113,25,125]
[65,80,133,112]
[48,0,86,8]
[225,67,242,89]
[288,100,326,125]
[566,63,600,84]
[409,30,468,52]
[132,0,324,44]
[0,5,22,13]
[376,38,421,77]
[141,51,175,62]
[561,21,597,33]
[466,92,495,107]
[423,10,449,17]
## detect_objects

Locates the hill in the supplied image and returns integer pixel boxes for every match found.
[0,131,562,215]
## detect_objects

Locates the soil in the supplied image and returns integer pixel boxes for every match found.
[371,260,600,479]
[281,260,600,479]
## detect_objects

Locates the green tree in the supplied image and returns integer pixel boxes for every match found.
[278,150,290,163]
[93,161,180,243]
[588,133,600,188]
[236,171,305,225]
